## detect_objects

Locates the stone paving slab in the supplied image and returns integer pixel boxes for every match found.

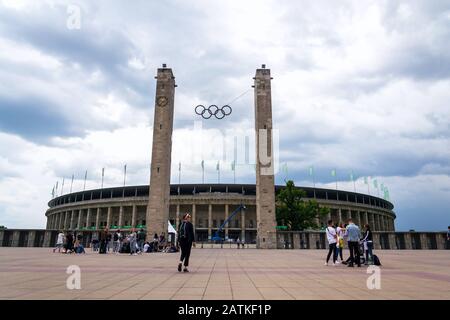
[0,248,449,300]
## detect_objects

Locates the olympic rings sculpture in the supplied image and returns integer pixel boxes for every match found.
[195,104,232,119]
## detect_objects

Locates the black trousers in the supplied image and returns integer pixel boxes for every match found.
[348,241,360,266]
[179,239,193,267]
[326,243,337,263]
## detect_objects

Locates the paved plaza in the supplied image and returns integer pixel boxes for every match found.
[0,248,449,300]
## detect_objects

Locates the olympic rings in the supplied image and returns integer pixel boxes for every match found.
[194,104,233,119]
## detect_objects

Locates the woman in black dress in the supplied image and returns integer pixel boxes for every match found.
[177,213,196,272]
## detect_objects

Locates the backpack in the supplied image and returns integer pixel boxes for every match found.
[178,222,187,239]
[373,254,382,266]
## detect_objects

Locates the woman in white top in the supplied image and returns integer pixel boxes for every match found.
[324,220,337,266]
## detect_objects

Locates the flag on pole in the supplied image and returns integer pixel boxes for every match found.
[178,162,181,185]
[216,161,219,171]
[349,172,354,181]
[331,169,336,177]
[52,186,55,198]
[101,168,105,188]
[216,161,220,183]
[55,181,59,196]
[231,161,235,171]
[201,160,204,169]
[309,166,313,176]
[373,179,378,188]
[364,176,368,184]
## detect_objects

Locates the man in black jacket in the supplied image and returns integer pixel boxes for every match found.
[178,213,196,272]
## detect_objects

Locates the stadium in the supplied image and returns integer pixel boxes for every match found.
[45,183,396,245]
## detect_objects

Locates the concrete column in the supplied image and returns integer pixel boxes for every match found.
[132,204,137,228]
[95,208,100,229]
[64,211,68,230]
[348,209,352,220]
[118,206,124,228]
[327,211,332,223]
[364,212,369,227]
[208,204,212,240]
[69,210,75,230]
[0,230,4,246]
[77,209,82,229]
[176,204,180,230]
[225,204,229,239]
[192,204,196,230]
[338,208,342,224]
[86,208,91,229]
[388,233,396,250]
[43,231,52,247]
[12,231,20,247]
[27,231,35,247]
[241,207,246,241]
[293,233,300,249]
[107,207,112,228]
[403,233,412,249]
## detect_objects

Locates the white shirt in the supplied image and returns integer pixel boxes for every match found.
[144,243,150,252]
[57,233,64,244]
[325,227,337,244]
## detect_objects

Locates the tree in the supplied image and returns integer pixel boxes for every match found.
[276,180,329,231]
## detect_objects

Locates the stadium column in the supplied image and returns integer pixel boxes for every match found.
[147,65,176,240]
[225,204,229,239]
[364,211,369,227]
[95,208,100,229]
[64,211,68,230]
[119,206,123,228]
[241,207,246,242]
[338,208,342,224]
[77,209,82,229]
[132,205,137,228]
[86,208,91,229]
[70,210,75,230]
[254,65,277,249]
[106,207,111,228]
[192,204,196,232]
[208,204,212,240]
[176,204,180,230]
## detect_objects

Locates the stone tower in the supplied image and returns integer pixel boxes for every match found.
[147,65,176,239]
[254,65,277,249]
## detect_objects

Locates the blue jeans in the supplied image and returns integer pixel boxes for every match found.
[365,241,374,264]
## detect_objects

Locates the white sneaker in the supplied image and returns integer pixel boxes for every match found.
[324,262,328,266]
[335,261,340,264]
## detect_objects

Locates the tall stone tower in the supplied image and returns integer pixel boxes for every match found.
[147,65,176,239]
[254,65,277,249]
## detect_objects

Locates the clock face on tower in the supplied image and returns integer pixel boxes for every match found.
[157,96,168,107]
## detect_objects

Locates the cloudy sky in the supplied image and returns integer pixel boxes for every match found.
[0,0,449,231]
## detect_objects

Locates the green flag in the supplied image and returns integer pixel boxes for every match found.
[350,172,354,181]
[373,179,378,188]
[201,160,204,169]
[309,166,313,176]
[331,169,336,177]
[231,161,235,171]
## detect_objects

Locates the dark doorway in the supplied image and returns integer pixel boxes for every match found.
[395,234,406,249]
[2,231,12,247]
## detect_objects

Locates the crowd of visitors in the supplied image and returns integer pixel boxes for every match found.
[324,218,376,267]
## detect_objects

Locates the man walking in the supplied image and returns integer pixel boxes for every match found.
[346,219,361,267]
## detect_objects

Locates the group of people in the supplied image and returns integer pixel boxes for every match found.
[53,231,85,254]
[324,218,374,267]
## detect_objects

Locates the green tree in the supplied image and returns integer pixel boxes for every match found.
[276,180,329,231]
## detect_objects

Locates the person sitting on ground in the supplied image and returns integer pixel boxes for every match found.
[144,241,150,253]
[158,232,166,251]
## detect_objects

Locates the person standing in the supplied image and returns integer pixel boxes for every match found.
[324,220,337,266]
[129,228,137,255]
[346,219,361,267]
[53,231,65,253]
[99,228,109,254]
[362,224,373,265]
[138,229,147,252]
[113,230,122,254]
[65,232,74,254]
[177,213,196,272]
[335,223,345,263]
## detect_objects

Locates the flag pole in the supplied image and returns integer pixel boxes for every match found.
[83,170,87,191]
[178,162,181,185]
[70,174,74,193]
[201,160,204,184]
[123,164,127,187]
[101,168,104,189]
[61,178,65,196]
